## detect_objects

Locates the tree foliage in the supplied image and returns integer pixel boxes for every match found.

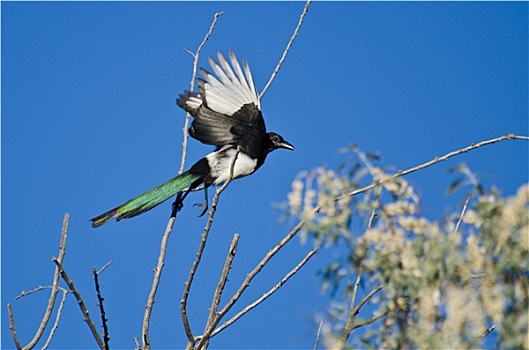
[285,144,528,349]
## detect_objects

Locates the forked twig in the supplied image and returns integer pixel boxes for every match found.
[340,284,385,344]
[8,213,70,350]
[52,258,104,349]
[339,187,381,343]
[208,248,318,339]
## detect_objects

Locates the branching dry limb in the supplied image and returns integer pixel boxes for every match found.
[8,213,70,350]
[52,258,104,349]
[340,284,385,344]
[208,248,318,340]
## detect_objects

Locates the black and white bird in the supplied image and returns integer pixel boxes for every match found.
[91,50,294,227]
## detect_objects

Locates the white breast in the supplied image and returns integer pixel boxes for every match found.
[206,147,258,185]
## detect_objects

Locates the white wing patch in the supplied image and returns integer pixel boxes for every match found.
[201,51,260,116]
[185,95,203,110]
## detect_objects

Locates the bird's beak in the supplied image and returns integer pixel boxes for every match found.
[279,140,295,151]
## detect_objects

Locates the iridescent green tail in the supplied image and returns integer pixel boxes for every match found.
[91,171,202,228]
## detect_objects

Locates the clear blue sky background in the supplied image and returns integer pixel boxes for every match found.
[2,2,527,349]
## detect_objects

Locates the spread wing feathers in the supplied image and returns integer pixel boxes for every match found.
[201,50,260,116]
[177,50,266,150]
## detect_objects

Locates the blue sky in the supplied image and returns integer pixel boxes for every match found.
[2,2,527,349]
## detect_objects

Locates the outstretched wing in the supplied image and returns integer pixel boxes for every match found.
[177,51,266,159]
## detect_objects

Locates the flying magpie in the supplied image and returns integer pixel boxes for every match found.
[91,50,294,228]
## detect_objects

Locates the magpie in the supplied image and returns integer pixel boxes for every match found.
[91,50,294,227]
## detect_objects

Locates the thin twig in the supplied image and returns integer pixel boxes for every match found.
[206,234,239,326]
[313,319,323,350]
[179,11,224,175]
[208,248,318,339]
[42,288,69,349]
[336,134,528,203]
[181,148,240,349]
[52,258,104,349]
[97,260,113,275]
[352,308,389,330]
[93,263,112,350]
[454,194,472,234]
[142,216,176,350]
[259,0,311,99]
[199,234,240,349]
[466,325,496,349]
[15,285,69,300]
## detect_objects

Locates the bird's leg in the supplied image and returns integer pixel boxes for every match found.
[171,189,192,217]
[193,187,209,217]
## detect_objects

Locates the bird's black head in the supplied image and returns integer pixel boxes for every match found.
[266,132,295,153]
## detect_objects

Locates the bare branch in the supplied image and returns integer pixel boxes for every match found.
[339,187,381,344]
[454,194,472,234]
[181,148,240,348]
[208,248,318,339]
[179,11,224,175]
[96,260,113,275]
[7,304,22,350]
[351,308,389,330]
[42,288,69,349]
[466,325,496,349]
[206,234,239,326]
[336,134,528,203]
[8,213,70,350]
[93,263,112,350]
[340,284,385,344]
[199,234,240,349]
[313,319,323,350]
[142,216,176,350]
[204,217,305,336]
[259,0,311,99]
[52,258,104,349]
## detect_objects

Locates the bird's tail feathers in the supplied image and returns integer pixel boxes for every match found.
[91,171,201,228]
